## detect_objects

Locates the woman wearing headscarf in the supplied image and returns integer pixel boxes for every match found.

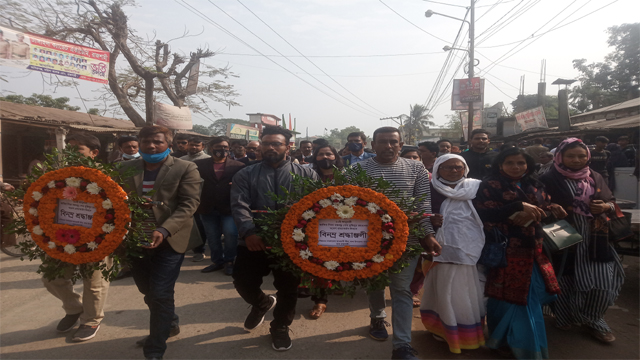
[539,138,624,343]
[419,154,485,354]
[474,147,566,359]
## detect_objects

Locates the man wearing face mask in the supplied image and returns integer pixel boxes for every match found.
[119,126,201,360]
[231,126,319,351]
[194,137,245,275]
[342,131,375,167]
[237,140,261,165]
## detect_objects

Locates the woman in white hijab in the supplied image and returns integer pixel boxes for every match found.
[419,154,486,354]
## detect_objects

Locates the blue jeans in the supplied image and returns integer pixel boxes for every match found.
[368,254,420,349]
[199,212,238,265]
[130,242,185,359]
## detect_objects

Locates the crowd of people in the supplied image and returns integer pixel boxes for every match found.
[16,125,636,360]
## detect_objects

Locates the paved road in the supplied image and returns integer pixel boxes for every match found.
[1,251,638,359]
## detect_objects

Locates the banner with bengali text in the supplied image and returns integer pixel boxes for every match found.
[0,26,109,84]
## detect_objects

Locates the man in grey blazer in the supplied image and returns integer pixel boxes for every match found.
[119,125,201,360]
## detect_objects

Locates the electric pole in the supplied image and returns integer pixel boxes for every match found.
[467,0,475,142]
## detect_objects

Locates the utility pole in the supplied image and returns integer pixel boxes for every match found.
[467,0,475,142]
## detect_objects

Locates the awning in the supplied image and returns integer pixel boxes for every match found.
[67,125,140,133]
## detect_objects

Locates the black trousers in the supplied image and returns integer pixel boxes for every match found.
[232,245,299,328]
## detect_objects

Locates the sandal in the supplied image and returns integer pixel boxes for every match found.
[309,303,327,319]
[412,295,421,308]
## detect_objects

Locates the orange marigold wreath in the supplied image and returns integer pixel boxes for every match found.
[23,166,131,265]
[280,185,408,282]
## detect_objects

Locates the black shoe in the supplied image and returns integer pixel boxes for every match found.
[56,313,82,333]
[201,263,224,273]
[72,324,100,342]
[243,295,277,331]
[270,326,292,351]
[136,325,180,346]
[369,318,390,341]
[391,345,418,360]
[224,261,234,276]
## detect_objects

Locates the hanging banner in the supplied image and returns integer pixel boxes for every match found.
[458,77,482,103]
[452,79,484,110]
[515,106,548,131]
[0,26,109,84]
[153,103,192,130]
[460,110,483,141]
[227,123,260,140]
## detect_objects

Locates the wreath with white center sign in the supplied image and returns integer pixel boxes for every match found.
[6,148,152,282]
[256,166,429,296]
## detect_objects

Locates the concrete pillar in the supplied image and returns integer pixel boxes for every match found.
[558,89,570,131]
[55,127,68,151]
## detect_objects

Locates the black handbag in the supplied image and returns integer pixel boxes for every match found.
[608,203,633,242]
[478,227,508,268]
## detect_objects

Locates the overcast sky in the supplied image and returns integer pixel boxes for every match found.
[1,0,638,138]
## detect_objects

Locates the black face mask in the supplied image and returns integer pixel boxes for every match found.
[213,150,229,159]
[317,159,336,169]
[247,152,257,160]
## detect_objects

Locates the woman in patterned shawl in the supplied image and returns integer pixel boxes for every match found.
[474,147,566,359]
[539,138,624,344]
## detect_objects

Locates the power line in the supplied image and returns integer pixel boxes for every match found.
[477,0,618,49]
[484,77,516,100]
[378,0,450,43]
[422,0,468,8]
[173,0,382,117]
[235,0,388,116]
[479,0,584,75]
[205,0,384,117]
[476,0,541,45]
[217,51,444,58]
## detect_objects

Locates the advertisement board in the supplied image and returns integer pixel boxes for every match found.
[458,77,482,103]
[460,110,483,141]
[515,106,548,131]
[452,78,484,110]
[227,123,260,140]
[0,26,110,84]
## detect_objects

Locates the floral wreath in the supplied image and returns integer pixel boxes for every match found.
[280,185,408,282]
[23,166,131,265]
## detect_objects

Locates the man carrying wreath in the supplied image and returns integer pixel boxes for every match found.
[120,125,201,360]
[42,133,112,342]
[356,127,442,360]
[230,126,319,351]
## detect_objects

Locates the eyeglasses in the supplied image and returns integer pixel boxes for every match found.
[440,165,464,172]
[263,142,285,148]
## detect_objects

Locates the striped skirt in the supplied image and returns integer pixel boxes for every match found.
[420,262,486,353]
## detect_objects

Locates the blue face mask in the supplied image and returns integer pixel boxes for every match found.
[139,148,171,163]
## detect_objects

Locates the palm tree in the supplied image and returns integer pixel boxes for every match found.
[403,104,435,144]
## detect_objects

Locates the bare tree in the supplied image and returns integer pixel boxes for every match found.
[2,0,240,126]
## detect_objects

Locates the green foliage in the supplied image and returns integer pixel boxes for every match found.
[571,23,640,112]
[87,108,100,115]
[403,104,435,145]
[0,93,81,111]
[254,166,428,297]
[208,118,250,136]
[6,147,150,283]
[191,124,212,136]
[511,95,560,119]
[444,113,463,133]
[324,126,367,149]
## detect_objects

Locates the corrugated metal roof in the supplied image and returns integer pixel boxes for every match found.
[571,97,640,120]
[572,114,640,130]
[0,101,136,129]
[68,124,140,133]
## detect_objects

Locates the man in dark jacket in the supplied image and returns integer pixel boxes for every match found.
[460,129,497,180]
[195,137,245,275]
[231,126,319,352]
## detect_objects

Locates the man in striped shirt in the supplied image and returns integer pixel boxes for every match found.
[356,127,441,360]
